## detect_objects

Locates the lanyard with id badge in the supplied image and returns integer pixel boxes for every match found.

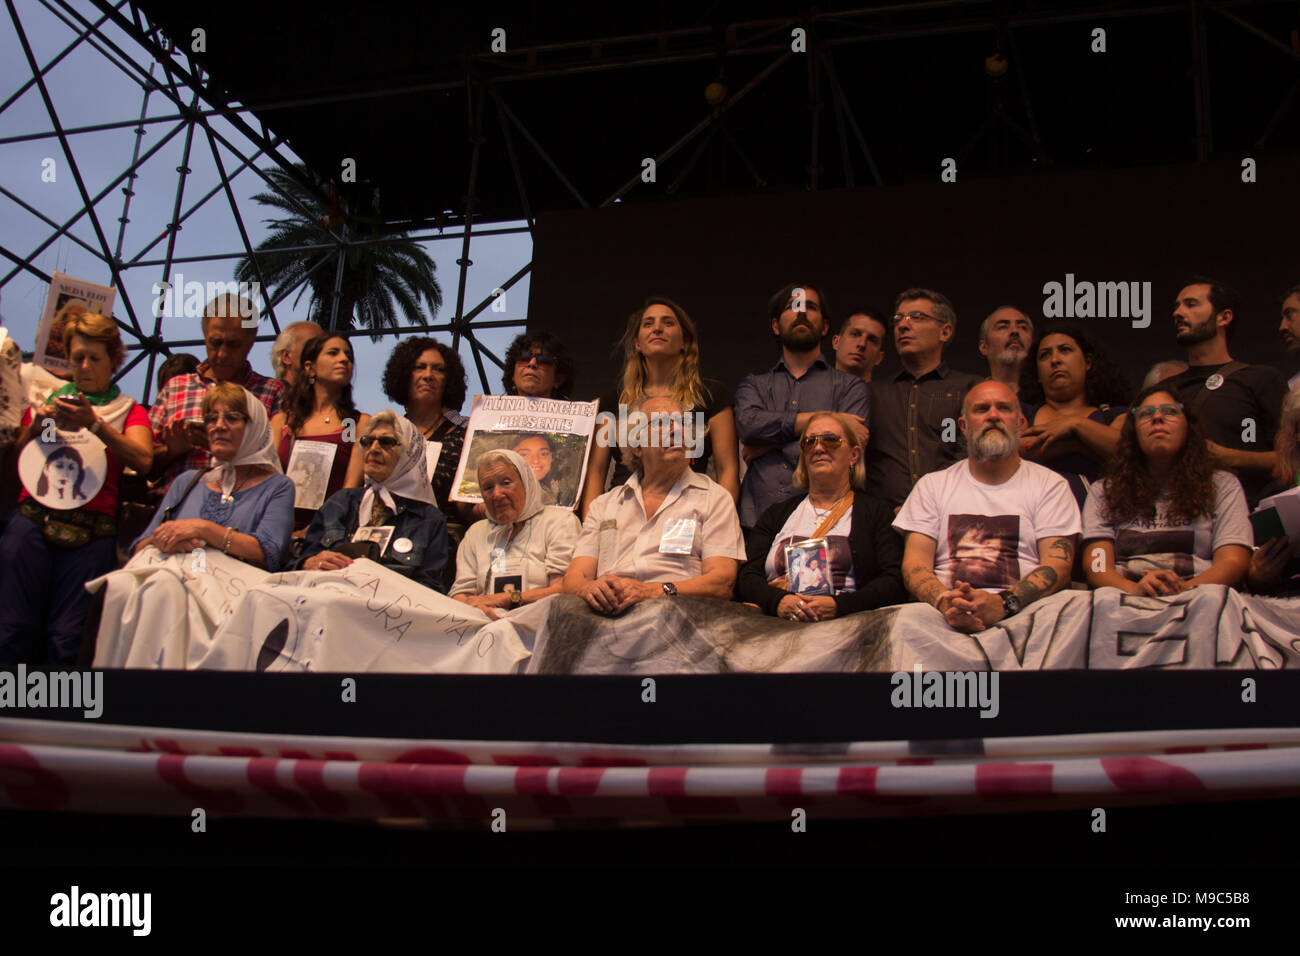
[488,543,525,596]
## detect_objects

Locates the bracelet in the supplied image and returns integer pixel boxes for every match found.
[222,526,234,554]
[88,418,102,436]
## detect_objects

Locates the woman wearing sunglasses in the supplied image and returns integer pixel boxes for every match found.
[502,331,576,399]
[1082,384,1252,595]
[294,411,447,592]
[737,412,905,621]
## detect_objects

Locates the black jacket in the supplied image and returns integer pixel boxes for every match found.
[737,490,907,616]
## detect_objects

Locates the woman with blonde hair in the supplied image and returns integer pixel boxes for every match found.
[581,296,739,517]
[737,411,905,621]
[0,312,153,664]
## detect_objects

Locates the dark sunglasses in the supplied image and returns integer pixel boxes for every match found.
[800,432,845,450]
[359,435,400,450]
[515,351,557,366]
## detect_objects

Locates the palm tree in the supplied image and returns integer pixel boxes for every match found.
[234,164,442,333]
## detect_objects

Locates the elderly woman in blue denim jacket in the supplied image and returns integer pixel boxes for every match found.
[294,410,447,591]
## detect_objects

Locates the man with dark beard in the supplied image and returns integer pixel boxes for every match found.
[894,381,1080,633]
[734,283,869,527]
[1161,277,1287,506]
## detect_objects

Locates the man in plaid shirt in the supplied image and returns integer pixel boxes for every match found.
[149,293,285,492]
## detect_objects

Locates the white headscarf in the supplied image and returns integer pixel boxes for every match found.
[479,448,546,527]
[206,385,282,498]
[358,411,439,520]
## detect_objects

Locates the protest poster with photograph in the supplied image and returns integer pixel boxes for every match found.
[18,429,108,510]
[450,395,599,509]
[784,537,834,596]
[34,272,116,375]
[285,440,335,510]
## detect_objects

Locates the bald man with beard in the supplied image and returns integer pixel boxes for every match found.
[894,381,1081,633]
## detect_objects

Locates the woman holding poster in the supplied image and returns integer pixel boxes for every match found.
[271,333,369,529]
[737,412,905,622]
[295,411,447,592]
[451,449,580,618]
[0,312,152,665]
[582,297,740,517]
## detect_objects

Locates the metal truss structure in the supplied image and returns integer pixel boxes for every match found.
[3,0,1297,402]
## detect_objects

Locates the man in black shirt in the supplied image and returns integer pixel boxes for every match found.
[1163,276,1288,506]
[862,288,982,509]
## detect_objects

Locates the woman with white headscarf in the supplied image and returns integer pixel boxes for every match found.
[450,448,580,618]
[295,410,447,592]
[133,382,294,570]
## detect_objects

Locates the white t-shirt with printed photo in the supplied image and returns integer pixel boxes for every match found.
[1080,469,1253,580]
[893,458,1081,591]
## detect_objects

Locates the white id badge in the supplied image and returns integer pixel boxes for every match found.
[659,517,696,554]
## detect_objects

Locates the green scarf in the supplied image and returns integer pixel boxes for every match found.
[51,382,120,405]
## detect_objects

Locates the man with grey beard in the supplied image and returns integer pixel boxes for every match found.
[978,306,1033,394]
[894,381,1080,633]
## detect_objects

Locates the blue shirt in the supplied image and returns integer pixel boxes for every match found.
[733,356,870,526]
[133,471,296,571]
[295,487,448,593]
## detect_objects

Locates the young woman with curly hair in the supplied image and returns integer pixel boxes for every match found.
[1081,383,1252,596]
[1018,325,1133,506]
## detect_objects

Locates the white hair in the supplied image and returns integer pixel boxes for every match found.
[270,321,323,378]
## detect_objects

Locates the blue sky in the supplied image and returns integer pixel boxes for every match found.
[0,0,531,415]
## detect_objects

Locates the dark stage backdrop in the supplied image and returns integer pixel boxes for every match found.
[526,155,1299,404]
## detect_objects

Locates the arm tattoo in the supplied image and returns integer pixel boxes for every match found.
[1047,537,1075,563]
[1011,566,1058,607]
[904,566,946,607]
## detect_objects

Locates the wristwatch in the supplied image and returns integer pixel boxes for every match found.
[661,582,678,597]
[999,590,1022,617]
[508,588,523,608]
[88,418,103,436]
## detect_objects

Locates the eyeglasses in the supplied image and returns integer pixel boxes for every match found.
[1133,403,1185,422]
[800,432,845,450]
[515,351,557,366]
[359,435,400,450]
[203,411,246,426]
[890,311,940,327]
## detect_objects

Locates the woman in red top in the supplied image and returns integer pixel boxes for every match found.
[270,333,369,531]
[0,312,153,664]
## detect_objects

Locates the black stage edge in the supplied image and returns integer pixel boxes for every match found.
[6,670,1299,742]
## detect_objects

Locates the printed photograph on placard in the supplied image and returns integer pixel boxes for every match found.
[285,440,335,510]
[451,395,599,509]
[351,525,394,556]
[34,272,116,375]
[18,431,108,510]
[785,537,834,596]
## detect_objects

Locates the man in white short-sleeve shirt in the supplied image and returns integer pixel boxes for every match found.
[565,396,746,616]
[895,381,1081,633]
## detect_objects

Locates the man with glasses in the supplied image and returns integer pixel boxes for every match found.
[148,293,285,493]
[733,282,869,528]
[1161,276,1288,506]
[862,287,982,509]
[502,330,576,399]
[895,381,1080,633]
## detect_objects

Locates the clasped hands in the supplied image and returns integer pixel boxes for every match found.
[936,581,1006,633]
[148,518,212,553]
[579,574,662,616]
[777,593,837,622]
[1127,568,1192,597]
